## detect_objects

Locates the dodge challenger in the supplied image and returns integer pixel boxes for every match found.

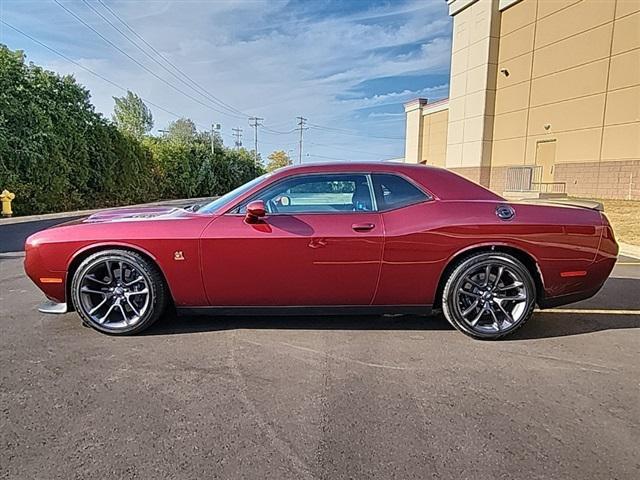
[24,162,618,339]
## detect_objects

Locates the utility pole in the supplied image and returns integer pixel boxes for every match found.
[296,116,307,165]
[248,116,264,166]
[211,123,221,155]
[232,127,243,150]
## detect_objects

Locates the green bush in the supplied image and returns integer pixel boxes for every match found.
[0,45,262,216]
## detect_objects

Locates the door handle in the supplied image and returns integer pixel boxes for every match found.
[352,223,375,232]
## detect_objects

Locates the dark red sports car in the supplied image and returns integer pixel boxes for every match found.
[25,162,618,339]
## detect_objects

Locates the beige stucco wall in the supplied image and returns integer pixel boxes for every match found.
[421,109,449,166]
[492,0,640,170]
[403,99,427,164]
[446,0,501,179]
[404,0,639,198]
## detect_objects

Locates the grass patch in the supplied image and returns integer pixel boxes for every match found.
[598,199,640,246]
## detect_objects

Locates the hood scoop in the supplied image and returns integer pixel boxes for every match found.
[84,206,183,223]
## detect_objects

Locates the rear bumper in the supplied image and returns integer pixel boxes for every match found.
[538,283,605,309]
[538,253,616,309]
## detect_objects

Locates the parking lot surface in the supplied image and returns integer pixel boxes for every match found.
[1,256,638,479]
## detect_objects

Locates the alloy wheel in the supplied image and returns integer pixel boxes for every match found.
[78,259,151,330]
[452,261,529,335]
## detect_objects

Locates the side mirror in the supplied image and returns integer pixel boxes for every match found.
[245,200,266,223]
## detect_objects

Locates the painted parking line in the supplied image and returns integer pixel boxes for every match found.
[617,262,640,266]
[538,308,640,316]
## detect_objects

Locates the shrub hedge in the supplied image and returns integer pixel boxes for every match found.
[0,45,262,216]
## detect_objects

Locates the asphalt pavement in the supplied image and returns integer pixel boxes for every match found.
[0,198,210,254]
[0,216,84,253]
[1,254,638,479]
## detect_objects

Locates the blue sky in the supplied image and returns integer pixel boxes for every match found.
[0,0,452,162]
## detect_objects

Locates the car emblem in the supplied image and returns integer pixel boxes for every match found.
[496,205,515,221]
[174,251,185,261]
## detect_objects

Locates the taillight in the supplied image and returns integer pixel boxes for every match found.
[600,213,616,241]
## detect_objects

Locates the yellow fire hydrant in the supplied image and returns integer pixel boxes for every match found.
[1,189,15,217]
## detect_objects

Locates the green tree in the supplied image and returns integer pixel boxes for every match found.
[0,45,157,215]
[112,90,153,139]
[266,150,291,172]
[0,44,263,216]
[166,117,197,144]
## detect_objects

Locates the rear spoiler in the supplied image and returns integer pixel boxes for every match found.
[518,198,604,211]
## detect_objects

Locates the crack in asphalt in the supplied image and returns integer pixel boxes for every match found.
[228,332,315,480]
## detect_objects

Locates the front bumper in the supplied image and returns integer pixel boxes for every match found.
[38,300,68,314]
[24,243,67,304]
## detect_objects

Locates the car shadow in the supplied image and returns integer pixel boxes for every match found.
[143,310,639,340]
[143,311,454,336]
[508,311,639,340]
[143,277,639,340]
[509,276,640,340]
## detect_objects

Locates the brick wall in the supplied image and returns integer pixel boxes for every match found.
[488,166,508,195]
[449,167,492,190]
[449,161,640,200]
[555,160,640,200]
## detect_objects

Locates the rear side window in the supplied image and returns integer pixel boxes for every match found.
[372,174,429,211]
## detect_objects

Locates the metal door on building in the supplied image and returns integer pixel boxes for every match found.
[535,140,557,183]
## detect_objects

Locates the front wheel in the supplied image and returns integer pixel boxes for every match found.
[442,252,536,339]
[71,249,167,335]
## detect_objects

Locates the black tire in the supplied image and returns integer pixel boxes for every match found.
[71,249,167,335]
[442,252,536,340]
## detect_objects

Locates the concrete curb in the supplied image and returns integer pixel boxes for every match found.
[0,251,25,259]
[0,197,213,226]
[619,242,640,260]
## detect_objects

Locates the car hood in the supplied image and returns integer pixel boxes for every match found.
[82,205,193,223]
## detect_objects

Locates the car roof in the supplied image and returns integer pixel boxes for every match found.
[277,161,440,174]
[272,162,502,201]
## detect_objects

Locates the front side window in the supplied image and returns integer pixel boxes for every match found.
[238,174,375,214]
[372,173,429,211]
[197,173,271,214]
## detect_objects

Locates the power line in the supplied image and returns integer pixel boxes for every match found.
[93,0,250,119]
[82,0,246,118]
[296,116,307,165]
[308,141,400,158]
[52,0,246,120]
[306,153,352,162]
[308,122,404,140]
[0,20,211,131]
[262,126,297,135]
[259,140,298,148]
[306,153,399,162]
[248,117,263,165]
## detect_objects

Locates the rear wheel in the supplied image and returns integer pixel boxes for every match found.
[71,249,167,335]
[442,252,536,339]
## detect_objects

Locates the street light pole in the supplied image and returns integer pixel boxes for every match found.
[211,123,221,155]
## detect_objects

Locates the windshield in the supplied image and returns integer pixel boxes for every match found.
[196,173,271,214]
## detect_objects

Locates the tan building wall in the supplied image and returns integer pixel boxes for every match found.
[490,0,640,199]
[403,98,428,164]
[404,0,640,200]
[445,0,501,186]
[421,105,449,166]
[404,99,449,166]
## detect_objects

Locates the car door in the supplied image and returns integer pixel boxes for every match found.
[367,173,437,306]
[200,173,383,306]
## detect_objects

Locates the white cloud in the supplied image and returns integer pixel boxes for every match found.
[2,0,452,160]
